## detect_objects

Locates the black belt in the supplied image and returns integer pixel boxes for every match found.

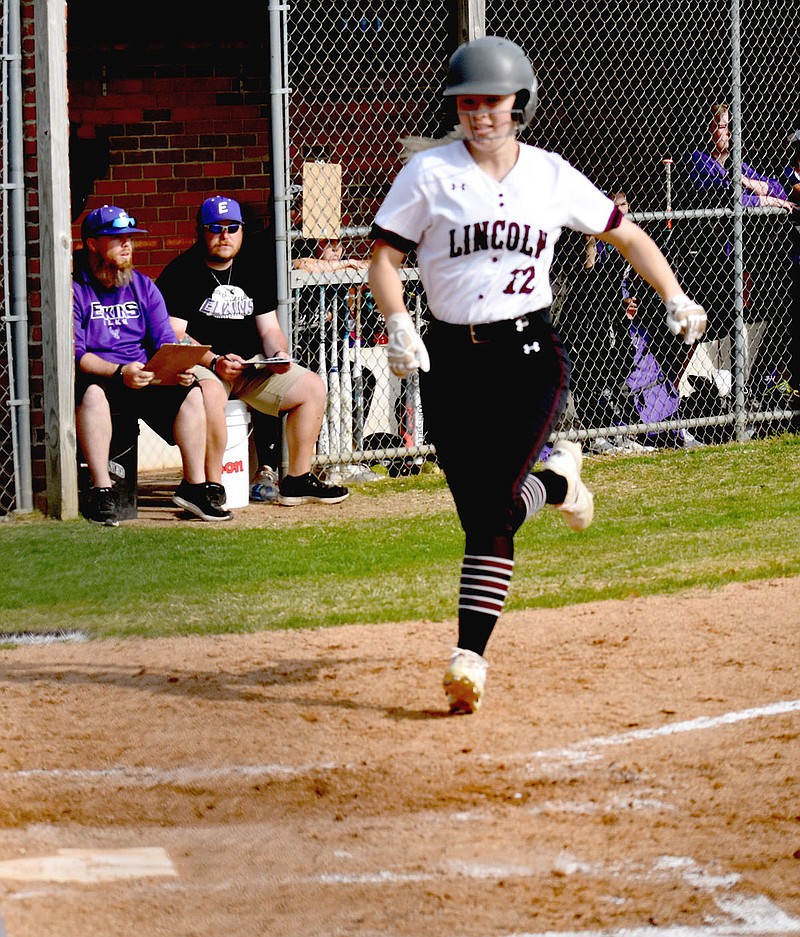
[431,312,542,344]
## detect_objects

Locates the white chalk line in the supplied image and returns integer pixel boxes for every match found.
[509,925,799,937]
[0,630,87,646]
[526,792,674,815]
[502,699,800,769]
[299,856,800,937]
[9,762,341,785]
[0,847,175,884]
[7,700,800,789]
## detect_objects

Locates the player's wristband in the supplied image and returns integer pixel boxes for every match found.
[210,355,220,373]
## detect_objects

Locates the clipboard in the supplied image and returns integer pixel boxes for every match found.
[244,354,293,370]
[144,343,212,385]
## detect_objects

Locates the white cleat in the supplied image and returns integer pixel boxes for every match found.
[546,440,594,531]
[443,647,488,714]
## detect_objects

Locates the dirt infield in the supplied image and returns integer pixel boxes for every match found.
[1,575,798,937]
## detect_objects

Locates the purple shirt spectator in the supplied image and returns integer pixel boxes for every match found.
[73,258,177,367]
[687,149,786,207]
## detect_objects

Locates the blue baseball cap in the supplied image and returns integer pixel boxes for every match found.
[200,196,244,225]
[81,205,148,240]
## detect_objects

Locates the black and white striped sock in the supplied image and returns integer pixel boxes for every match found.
[520,473,547,520]
[457,553,515,654]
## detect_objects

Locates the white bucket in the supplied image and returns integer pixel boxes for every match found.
[221,400,251,509]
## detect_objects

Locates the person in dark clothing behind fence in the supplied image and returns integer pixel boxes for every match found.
[782,130,800,405]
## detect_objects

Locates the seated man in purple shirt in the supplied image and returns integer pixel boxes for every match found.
[74,204,232,525]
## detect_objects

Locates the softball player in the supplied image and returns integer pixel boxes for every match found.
[368,36,706,714]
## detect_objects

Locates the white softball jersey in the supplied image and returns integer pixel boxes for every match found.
[373,140,618,325]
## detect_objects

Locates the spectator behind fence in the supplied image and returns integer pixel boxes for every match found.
[291,237,380,436]
[683,104,795,399]
[687,104,792,212]
[292,237,369,273]
[574,190,643,434]
[784,130,800,404]
[73,205,233,526]
[563,190,688,451]
[291,236,367,370]
[368,36,706,715]
[156,196,349,506]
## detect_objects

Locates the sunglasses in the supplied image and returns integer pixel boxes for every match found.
[204,222,242,234]
[110,216,137,228]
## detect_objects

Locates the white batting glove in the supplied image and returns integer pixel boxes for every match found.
[385,312,430,378]
[665,294,707,345]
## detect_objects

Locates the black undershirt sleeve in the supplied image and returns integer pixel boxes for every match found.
[604,205,624,232]
[370,224,417,256]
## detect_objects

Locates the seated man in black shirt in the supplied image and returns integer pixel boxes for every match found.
[156,196,348,505]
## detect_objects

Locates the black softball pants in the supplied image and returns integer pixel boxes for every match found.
[420,309,571,558]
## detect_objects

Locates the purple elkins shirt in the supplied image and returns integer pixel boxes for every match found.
[73,262,177,367]
[687,150,786,207]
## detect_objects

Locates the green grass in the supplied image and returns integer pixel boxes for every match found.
[1,434,798,640]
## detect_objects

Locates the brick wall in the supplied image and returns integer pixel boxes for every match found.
[19,4,274,505]
[20,2,44,499]
[67,42,272,280]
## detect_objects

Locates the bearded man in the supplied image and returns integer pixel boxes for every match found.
[73,204,232,525]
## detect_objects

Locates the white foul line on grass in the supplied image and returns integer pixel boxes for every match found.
[509,699,800,769]
[0,630,87,646]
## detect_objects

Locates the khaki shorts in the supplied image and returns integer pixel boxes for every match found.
[194,362,310,417]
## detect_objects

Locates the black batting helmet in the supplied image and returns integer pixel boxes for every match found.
[443,36,538,127]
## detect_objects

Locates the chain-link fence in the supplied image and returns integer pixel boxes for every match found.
[0,0,17,517]
[0,137,13,517]
[285,0,797,476]
[499,0,798,450]
[0,226,14,517]
[1,2,797,517]
[285,0,452,478]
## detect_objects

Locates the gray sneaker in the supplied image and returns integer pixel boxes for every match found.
[250,465,280,503]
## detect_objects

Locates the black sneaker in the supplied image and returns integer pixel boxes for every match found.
[172,480,234,521]
[205,482,229,511]
[87,486,119,527]
[278,472,350,506]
